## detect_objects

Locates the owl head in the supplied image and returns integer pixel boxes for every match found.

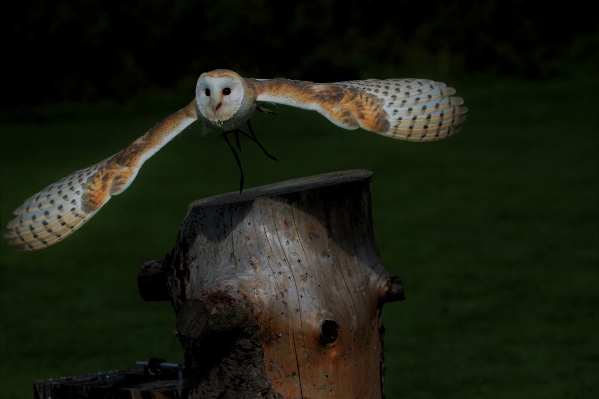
[195,69,246,125]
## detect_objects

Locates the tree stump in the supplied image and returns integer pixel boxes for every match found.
[140,170,404,399]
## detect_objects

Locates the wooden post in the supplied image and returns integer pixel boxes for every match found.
[140,170,404,398]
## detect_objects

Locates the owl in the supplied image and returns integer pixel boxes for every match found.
[5,69,468,251]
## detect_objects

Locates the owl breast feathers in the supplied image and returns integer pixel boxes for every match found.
[5,69,467,251]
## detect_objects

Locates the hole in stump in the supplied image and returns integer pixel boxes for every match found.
[320,320,339,345]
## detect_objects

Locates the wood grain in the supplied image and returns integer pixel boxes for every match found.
[162,170,404,398]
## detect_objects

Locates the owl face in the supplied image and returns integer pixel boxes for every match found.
[196,72,245,125]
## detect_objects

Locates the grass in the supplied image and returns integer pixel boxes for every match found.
[1,76,598,398]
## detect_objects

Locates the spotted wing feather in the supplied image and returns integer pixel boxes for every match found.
[5,158,113,251]
[251,78,467,141]
[5,100,198,251]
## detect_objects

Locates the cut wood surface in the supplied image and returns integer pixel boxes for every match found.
[142,169,404,398]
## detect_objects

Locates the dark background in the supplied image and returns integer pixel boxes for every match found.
[2,0,597,109]
[1,1,598,398]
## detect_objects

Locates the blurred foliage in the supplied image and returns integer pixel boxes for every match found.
[2,0,597,108]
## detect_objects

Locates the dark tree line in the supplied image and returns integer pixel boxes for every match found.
[2,0,597,108]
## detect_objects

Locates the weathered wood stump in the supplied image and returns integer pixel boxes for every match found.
[140,170,404,398]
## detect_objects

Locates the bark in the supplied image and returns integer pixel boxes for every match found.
[140,169,404,398]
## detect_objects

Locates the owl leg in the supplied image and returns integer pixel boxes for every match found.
[226,123,278,162]
[220,131,245,193]
[220,122,278,193]
[234,130,242,152]
[245,120,278,161]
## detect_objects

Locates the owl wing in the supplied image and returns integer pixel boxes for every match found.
[251,78,467,141]
[5,100,198,251]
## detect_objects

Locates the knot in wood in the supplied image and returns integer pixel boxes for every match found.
[176,298,209,340]
[384,276,405,302]
[320,319,339,345]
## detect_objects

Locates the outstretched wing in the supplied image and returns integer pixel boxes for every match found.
[5,100,198,251]
[250,78,467,141]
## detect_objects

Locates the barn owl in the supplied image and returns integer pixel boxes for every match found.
[5,69,468,251]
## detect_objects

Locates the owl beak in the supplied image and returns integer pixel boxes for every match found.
[214,102,222,114]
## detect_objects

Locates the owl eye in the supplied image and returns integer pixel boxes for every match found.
[205,88,210,96]
[223,88,231,95]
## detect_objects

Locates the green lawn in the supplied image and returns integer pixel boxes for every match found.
[1,76,598,398]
